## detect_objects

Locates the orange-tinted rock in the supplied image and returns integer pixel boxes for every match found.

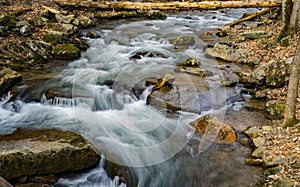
[190,115,237,144]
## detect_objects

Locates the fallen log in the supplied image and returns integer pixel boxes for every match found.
[54,0,281,11]
[219,8,271,30]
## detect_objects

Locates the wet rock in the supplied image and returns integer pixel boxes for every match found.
[55,14,75,24]
[0,68,22,96]
[265,58,292,87]
[239,30,268,40]
[175,67,213,77]
[19,25,31,36]
[129,51,166,60]
[172,36,196,50]
[78,15,94,28]
[246,158,264,166]
[86,31,100,39]
[151,74,175,91]
[177,58,201,68]
[264,155,284,168]
[0,128,100,180]
[190,115,237,144]
[145,10,166,20]
[205,43,245,63]
[53,43,81,60]
[252,146,265,158]
[0,176,13,187]
[265,100,285,119]
[244,100,266,112]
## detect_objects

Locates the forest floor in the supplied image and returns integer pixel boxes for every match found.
[225,15,300,186]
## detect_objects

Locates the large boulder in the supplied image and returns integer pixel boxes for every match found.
[266,57,292,87]
[146,71,237,113]
[205,43,246,63]
[172,36,196,50]
[0,128,100,180]
[0,68,22,96]
[190,115,237,144]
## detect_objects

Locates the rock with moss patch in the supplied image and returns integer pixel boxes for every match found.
[178,58,201,68]
[0,128,100,180]
[0,68,22,96]
[145,10,166,20]
[266,58,292,87]
[239,30,268,40]
[53,44,81,60]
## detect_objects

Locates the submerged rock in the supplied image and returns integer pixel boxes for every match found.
[0,128,100,180]
[172,36,196,50]
[177,58,201,68]
[0,68,22,96]
[190,115,237,144]
[205,43,245,63]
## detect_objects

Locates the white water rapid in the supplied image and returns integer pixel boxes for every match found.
[0,9,263,187]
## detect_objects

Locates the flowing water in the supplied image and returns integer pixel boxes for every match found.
[0,9,266,187]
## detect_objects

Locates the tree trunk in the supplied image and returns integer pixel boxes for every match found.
[54,0,281,11]
[284,36,300,127]
[276,0,293,42]
[290,0,300,32]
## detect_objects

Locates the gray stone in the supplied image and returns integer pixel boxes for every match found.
[264,155,284,168]
[239,30,268,39]
[20,25,31,36]
[205,43,246,63]
[244,126,261,139]
[265,58,291,87]
[0,68,22,96]
[24,40,53,62]
[265,100,285,119]
[0,128,100,180]
[252,146,265,158]
[252,137,266,148]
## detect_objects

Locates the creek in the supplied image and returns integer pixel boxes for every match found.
[0,9,268,187]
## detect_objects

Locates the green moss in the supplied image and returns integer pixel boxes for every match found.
[53,44,81,61]
[43,34,59,45]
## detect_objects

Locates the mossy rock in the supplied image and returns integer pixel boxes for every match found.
[0,14,16,29]
[53,44,81,60]
[177,58,201,68]
[145,10,166,20]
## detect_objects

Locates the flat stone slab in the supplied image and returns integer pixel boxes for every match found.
[0,128,100,180]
